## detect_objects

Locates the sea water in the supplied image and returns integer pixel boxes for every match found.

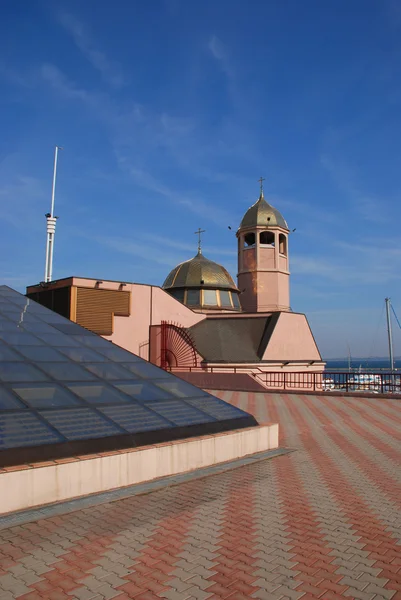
[325,359,400,371]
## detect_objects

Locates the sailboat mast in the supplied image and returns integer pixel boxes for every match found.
[385,297,394,372]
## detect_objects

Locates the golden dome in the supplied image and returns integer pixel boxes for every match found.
[239,192,288,230]
[163,251,238,291]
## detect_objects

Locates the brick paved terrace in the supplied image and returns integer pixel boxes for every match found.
[0,391,400,600]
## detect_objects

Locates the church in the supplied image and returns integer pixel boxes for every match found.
[27,183,324,385]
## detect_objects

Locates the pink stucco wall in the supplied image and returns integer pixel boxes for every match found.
[262,312,321,361]
[70,278,205,358]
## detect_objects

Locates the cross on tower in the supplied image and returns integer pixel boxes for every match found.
[258,176,265,195]
[194,228,206,253]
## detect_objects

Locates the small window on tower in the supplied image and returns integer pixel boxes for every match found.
[244,232,255,247]
[260,231,275,245]
[279,234,287,255]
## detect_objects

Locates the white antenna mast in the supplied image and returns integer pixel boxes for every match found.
[44,145,63,282]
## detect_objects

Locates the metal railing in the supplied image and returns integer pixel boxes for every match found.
[164,366,401,394]
[254,371,401,394]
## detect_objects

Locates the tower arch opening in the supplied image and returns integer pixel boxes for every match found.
[279,234,287,256]
[244,232,255,247]
[260,231,275,246]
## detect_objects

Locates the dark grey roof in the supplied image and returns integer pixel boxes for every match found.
[189,315,279,363]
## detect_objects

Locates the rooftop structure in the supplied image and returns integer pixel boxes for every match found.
[0,285,257,467]
[27,181,324,375]
[162,251,241,312]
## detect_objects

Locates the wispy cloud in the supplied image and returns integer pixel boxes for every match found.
[292,236,401,285]
[320,154,387,223]
[0,176,46,229]
[91,235,181,268]
[40,64,91,102]
[208,34,234,79]
[115,162,233,226]
[135,232,236,257]
[57,12,126,87]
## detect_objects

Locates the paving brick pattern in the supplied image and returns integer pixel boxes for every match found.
[0,392,400,599]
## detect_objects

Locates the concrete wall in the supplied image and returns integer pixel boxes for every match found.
[0,424,278,515]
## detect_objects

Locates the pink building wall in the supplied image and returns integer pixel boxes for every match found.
[261,312,321,361]
[237,227,290,313]
[69,278,205,358]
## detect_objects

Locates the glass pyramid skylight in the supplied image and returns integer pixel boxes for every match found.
[0,286,256,466]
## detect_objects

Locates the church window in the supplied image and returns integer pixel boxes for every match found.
[203,290,218,306]
[219,290,232,308]
[186,289,200,306]
[244,232,255,247]
[170,289,185,303]
[279,234,287,255]
[232,294,241,309]
[260,231,275,245]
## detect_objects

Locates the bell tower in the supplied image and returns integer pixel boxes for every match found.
[237,179,290,313]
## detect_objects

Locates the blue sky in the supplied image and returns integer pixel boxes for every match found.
[1,0,401,358]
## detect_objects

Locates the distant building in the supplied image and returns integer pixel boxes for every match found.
[27,184,324,382]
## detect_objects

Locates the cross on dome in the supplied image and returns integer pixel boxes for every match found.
[194,228,206,254]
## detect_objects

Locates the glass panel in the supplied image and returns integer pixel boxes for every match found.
[120,361,166,380]
[186,289,200,306]
[219,290,232,308]
[0,344,24,361]
[154,378,204,398]
[67,382,132,404]
[52,323,93,336]
[35,312,70,323]
[0,389,26,410]
[0,312,43,325]
[185,396,246,420]
[33,333,81,347]
[72,335,111,348]
[0,363,49,383]
[0,304,24,313]
[0,332,44,346]
[0,412,62,449]
[170,289,185,303]
[40,408,123,440]
[22,322,64,335]
[114,381,173,401]
[0,320,22,331]
[93,345,140,362]
[11,383,82,409]
[146,400,216,426]
[203,290,217,306]
[38,363,97,381]
[232,294,241,309]
[0,287,19,296]
[16,346,67,362]
[84,363,133,380]
[100,404,173,433]
[56,347,108,362]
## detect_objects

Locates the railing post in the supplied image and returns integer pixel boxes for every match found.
[346,372,349,393]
